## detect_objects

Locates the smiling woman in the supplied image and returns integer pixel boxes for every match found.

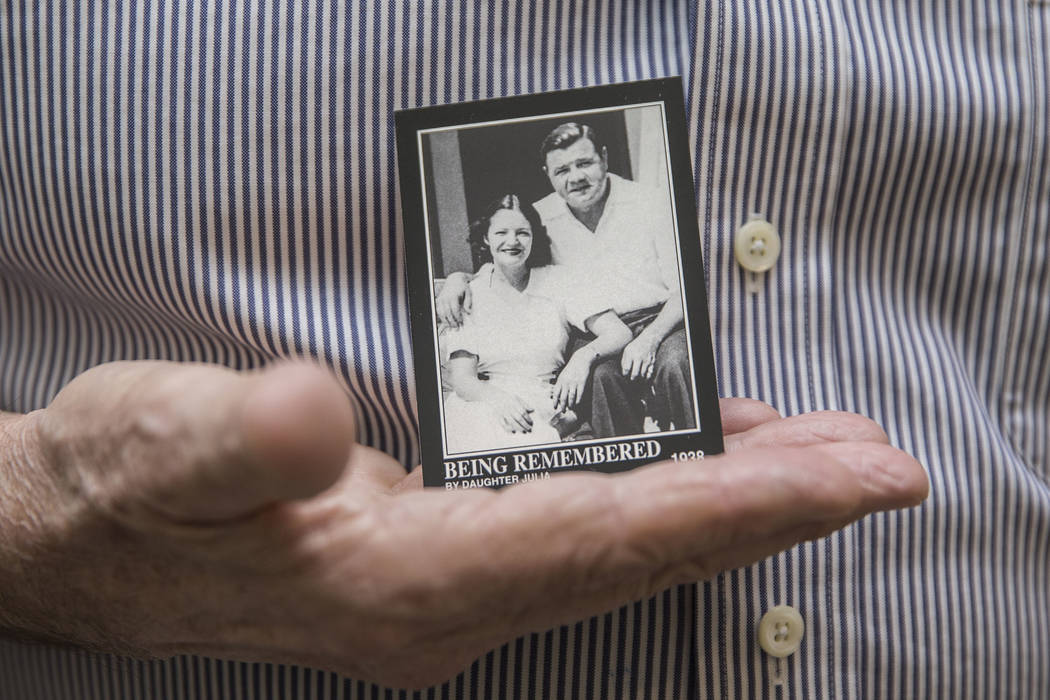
[441,195,630,454]
[484,209,534,266]
[466,194,551,272]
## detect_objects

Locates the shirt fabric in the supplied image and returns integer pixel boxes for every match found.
[1,2,1049,699]
[534,173,680,316]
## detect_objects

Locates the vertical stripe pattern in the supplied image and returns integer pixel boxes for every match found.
[688,1,1050,698]
[1,1,698,698]
[2,0,1049,698]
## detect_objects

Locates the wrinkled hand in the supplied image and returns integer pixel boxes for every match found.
[482,388,535,433]
[0,361,928,689]
[435,273,472,328]
[621,332,661,381]
[551,350,595,412]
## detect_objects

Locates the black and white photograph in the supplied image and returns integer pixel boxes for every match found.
[396,78,723,489]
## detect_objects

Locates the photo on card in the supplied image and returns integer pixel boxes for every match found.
[395,78,723,489]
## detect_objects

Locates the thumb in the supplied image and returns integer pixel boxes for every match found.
[38,361,355,523]
[463,286,473,313]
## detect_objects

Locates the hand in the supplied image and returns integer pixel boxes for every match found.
[551,349,595,411]
[0,363,928,689]
[435,272,472,328]
[481,387,535,433]
[621,332,661,381]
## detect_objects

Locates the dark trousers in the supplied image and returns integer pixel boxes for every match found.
[581,326,696,438]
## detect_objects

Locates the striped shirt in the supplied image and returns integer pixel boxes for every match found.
[1,1,1047,698]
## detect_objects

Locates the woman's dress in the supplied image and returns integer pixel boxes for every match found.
[441,265,604,454]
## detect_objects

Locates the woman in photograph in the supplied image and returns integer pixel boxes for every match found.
[442,194,631,453]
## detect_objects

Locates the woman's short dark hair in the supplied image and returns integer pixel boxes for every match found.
[467,194,552,270]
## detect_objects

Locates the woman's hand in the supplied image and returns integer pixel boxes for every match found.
[0,362,928,689]
[552,348,597,411]
[481,386,535,433]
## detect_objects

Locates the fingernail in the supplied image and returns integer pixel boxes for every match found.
[857,446,929,507]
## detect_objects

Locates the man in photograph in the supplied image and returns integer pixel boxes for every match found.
[438,122,695,438]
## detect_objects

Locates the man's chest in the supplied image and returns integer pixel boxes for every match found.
[547,208,657,270]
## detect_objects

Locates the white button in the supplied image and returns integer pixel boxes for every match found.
[758,605,804,658]
[734,215,781,273]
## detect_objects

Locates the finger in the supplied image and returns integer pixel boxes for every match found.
[725,410,890,452]
[462,442,927,613]
[391,464,424,494]
[437,300,453,328]
[41,361,355,523]
[644,515,865,596]
[666,443,924,580]
[463,288,474,314]
[718,398,781,435]
[509,411,532,433]
[340,443,412,495]
[501,416,518,433]
[560,387,571,411]
[552,384,566,413]
[391,441,927,645]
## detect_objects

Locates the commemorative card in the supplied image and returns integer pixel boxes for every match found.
[395,77,723,489]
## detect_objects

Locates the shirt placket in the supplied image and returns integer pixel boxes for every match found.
[687,0,849,696]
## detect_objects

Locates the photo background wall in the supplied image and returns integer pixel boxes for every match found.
[422,105,669,278]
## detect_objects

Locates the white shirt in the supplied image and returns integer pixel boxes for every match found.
[444,265,605,382]
[534,173,681,315]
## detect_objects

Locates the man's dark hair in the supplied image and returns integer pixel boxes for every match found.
[539,122,606,166]
[467,194,552,270]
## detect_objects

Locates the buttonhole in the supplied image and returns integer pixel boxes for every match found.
[769,656,785,686]
[746,270,763,294]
